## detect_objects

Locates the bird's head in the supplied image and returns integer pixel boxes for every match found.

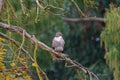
[55,32,62,37]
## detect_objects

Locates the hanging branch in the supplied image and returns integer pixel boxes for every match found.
[0,32,49,80]
[20,0,26,14]
[71,0,85,17]
[35,0,65,16]
[0,22,99,80]
[36,0,45,10]
[0,32,34,62]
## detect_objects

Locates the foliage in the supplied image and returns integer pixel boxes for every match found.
[0,37,33,80]
[1,0,120,80]
[101,5,120,80]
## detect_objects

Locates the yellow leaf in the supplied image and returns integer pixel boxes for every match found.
[22,71,26,75]
[0,52,5,55]
[10,62,16,67]
[0,56,4,60]
[0,49,7,54]
[0,37,5,42]
[0,62,6,69]
[13,78,18,80]
[2,49,7,52]
[32,63,37,67]
[0,73,4,78]
[24,75,32,80]
[18,57,24,62]
[5,75,11,80]
[13,70,17,73]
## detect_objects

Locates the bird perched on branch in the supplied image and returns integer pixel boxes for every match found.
[52,32,65,53]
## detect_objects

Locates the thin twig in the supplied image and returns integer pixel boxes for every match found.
[0,32,34,62]
[0,32,49,80]
[20,0,26,14]
[71,0,85,17]
[0,0,3,12]
[36,0,45,10]
[63,17,105,22]
[45,5,65,12]
[35,0,64,16]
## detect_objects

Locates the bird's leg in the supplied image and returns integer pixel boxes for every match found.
[51,52,65,62]
[54,54,65,62]
[49,52,62,61]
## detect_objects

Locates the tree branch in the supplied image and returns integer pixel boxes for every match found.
[20,0,26,14]
[0,22,99,80]
[0,32,34,62]
[36,0,45,10]
[0,32,49,80]
[0,0,3,12]
[71,0,85,17]
[63,17,105,22]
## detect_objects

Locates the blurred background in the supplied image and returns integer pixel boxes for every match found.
[1,0,120,80]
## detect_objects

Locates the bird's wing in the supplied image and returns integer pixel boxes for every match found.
[52,38,60,48]
[60,37,65,47]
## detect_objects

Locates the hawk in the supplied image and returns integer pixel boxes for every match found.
[52,32,65,52]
